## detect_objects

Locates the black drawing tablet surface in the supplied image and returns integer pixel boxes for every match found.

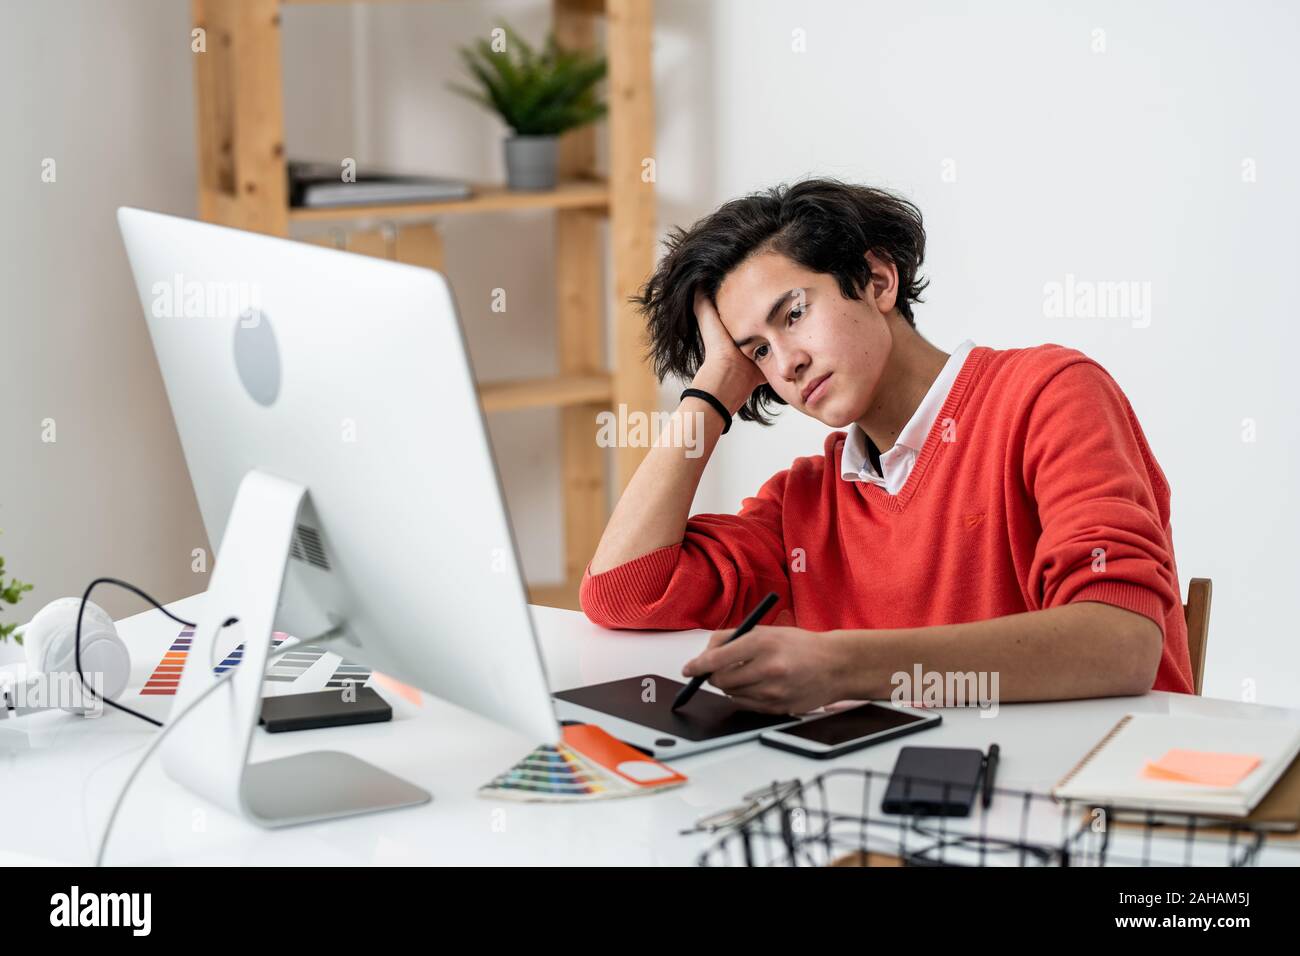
[553,675,794,741]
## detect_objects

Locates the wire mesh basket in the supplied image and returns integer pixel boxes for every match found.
[695,768,1297,867]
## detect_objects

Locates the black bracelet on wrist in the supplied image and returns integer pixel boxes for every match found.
[680,387,733,434]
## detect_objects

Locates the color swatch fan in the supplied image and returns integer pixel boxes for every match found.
[479,724,687,802]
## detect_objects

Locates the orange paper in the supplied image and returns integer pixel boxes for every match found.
[1141,749,1260,787]
[562,724,687,788]
[371,671,423,707]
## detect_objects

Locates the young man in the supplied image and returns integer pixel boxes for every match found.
[579,179,1193,714]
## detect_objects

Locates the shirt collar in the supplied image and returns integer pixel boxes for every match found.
[841,339,976,481]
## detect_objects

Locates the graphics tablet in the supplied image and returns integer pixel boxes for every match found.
[552,674,801,758]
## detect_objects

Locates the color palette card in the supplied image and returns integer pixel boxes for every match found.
[478,724,687,802]
[263,640,329,687]
[141,627,371,697]
[140,628,287,696]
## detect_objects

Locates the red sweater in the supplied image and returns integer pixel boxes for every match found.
[579,344,1194,695]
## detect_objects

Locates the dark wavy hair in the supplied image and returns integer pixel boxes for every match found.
[632,179,929,425]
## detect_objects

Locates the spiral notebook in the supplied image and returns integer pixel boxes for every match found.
[1052,713,1300,819]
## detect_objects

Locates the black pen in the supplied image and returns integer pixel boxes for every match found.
[982,743,1000,809]
[671,591,780,712]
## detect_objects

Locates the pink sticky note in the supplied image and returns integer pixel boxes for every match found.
[1140,749,1261,787]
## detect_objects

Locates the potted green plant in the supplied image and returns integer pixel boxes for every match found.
[1,543,33,646]
[449,22,608,191]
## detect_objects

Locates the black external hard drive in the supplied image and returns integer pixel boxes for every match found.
[882,746,985,817]
[259,686,392,733]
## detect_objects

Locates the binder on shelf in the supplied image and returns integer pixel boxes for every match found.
[288,160,472,209]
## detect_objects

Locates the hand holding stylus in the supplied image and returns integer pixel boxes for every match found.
[672,592,780,711]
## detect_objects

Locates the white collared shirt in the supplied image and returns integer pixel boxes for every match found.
[840,339,976,493]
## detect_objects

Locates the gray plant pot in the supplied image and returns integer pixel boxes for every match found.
[504,135,559,191]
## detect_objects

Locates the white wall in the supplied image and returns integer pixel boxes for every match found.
[4,0,1294,705]
[0,0,207,644]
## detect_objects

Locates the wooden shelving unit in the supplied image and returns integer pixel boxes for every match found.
[189,0,658,610]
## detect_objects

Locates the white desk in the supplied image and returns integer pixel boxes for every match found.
[2,592,1297,866]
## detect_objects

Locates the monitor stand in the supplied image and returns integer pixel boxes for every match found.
[159,469,431,827]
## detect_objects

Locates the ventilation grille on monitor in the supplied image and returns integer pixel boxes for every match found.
[289,523,331,571]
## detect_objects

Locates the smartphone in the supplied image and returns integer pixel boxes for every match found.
[758,702,941,759]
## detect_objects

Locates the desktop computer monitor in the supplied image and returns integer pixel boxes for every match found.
[117,207,559,826]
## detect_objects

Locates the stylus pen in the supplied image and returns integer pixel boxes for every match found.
[982,743,1000,809]
[671,591,780,712]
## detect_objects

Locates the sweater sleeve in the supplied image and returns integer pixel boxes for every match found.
[1021,361,1181,638]
[578,468,793,631]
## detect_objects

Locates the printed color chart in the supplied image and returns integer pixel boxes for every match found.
[140,628,369,696]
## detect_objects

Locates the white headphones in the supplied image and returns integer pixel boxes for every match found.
[3,598,131,716]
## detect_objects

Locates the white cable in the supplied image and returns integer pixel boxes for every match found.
[95,630,348,867]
